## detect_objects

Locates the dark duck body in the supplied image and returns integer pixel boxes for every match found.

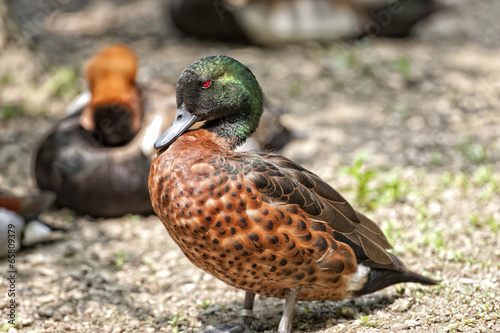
[35,45,165,218]
[35,114,154,218]
[169,0,446,44]
[149,55,437,332]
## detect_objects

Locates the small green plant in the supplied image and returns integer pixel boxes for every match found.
[453,172,470,193]
[415,203,433,232]
[440,171,453,186]
[114,252,127,268]
[340,153,408,210]
[1,324,13,332]
[287,78,303,96]
[196,299,212,309]
[488,216,500,232]
[382,219,405,252]
[142,255,158,272]
[388,103,410,117]
[430,149,445,166]
[1,104,25,120]
[340,152,376,209]
[469,213,499,232]
[472,165,495,185]
[334,50,358,70]
[357,315,379,327]
[391,55,412,80]
[472,165,499,198]
[470,213,481,229]
[1,317,18,331]
[458,139,488,163]
[376,169,408,205]
[0,72,13,86]
[41,66,81,99]
[461,318,476,327]
[168,313,187,333]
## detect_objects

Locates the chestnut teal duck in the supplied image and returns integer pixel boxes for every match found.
[148,55,437,333]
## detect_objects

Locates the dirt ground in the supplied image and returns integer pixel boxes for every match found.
[1,0,499,332]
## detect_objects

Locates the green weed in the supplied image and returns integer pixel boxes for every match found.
[1,317,18,331]
[391,55,412,80]
[196,299,212,309]
[168,313,188,333]
[0,72,14,86]
[287,78,303,96]
[340,152,376,209]
[470,214,499,232]
[41,66,81,99]
[340,153,408,210]
[1,104,25,120]
[142,255,159,272]
[114,252,127,268]
[458,139,488,163]
[357,315,379,327]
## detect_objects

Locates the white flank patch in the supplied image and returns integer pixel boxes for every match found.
[23,220,52,246]
[66,91,91,115]
[347,264,370,292]
[141,115,164,156]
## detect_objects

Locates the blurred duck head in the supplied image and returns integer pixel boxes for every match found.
[80,44,143,147]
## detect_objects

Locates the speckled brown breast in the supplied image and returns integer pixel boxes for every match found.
[149,130,358,301]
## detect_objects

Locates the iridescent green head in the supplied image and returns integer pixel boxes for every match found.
[154,55,264,150]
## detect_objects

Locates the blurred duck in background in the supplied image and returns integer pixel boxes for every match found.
[34,45,293,218]
[0,190,60,258]
[35,45,170,218]
[170,0,446,44]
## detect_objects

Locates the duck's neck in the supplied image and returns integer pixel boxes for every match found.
[202,113,259,150]
[202,94,263,150]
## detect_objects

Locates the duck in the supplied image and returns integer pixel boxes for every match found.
[169,0,446,44]
[148,55,438,333]
[34,45,293,218]
[34,44,169,218]
[0,190,60,258]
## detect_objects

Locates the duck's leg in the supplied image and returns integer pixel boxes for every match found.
[241,291,255,326]
[200,292,256,333]
[278,288,299,333]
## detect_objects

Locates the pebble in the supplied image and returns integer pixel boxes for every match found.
[338,306,359,318]
[391,298,414,312]
[38,294,55,305]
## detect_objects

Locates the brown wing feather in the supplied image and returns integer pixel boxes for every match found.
[241,152,395,266]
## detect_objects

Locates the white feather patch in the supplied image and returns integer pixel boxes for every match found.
[347,264,371,292]
[23,220,52,246]
[141,115,164,156]
[66,91,92,115]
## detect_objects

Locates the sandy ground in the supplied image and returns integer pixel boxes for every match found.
[1,0,499,332]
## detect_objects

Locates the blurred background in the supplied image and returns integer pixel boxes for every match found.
[0,0,499,332]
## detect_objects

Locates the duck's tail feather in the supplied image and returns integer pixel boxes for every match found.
[353,267,439,297]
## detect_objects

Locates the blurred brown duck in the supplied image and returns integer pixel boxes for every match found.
[35,45,293,218]
[148,55,437,333]
[169,0,446,44]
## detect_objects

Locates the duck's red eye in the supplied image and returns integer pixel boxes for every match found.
[202,80,212,88]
